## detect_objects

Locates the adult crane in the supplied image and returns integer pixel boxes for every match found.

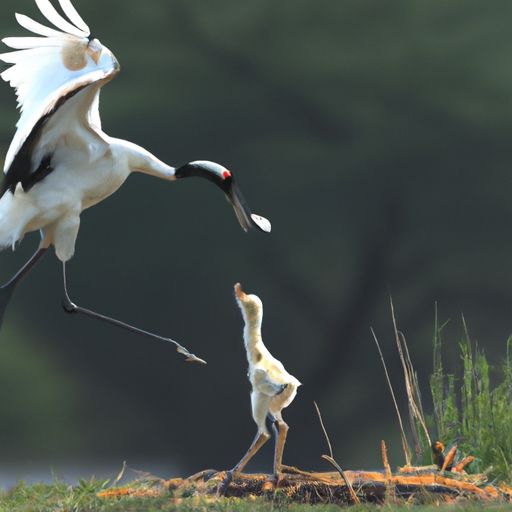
[0,0,270,363]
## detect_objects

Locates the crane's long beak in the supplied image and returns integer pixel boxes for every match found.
[226,180,271,233]
[175,162,272,233]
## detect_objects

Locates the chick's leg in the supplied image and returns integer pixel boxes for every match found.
[220,392,271,494]
[233,431,271,475]
[273,419,289,484]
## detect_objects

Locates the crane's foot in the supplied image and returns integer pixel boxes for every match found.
[260,472,285,492]
[261,471,285,491]
[62,297,78,314]
[273,471,285,488]
[218,470,236,495]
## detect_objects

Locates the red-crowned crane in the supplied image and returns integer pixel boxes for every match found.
[0,0,271,363]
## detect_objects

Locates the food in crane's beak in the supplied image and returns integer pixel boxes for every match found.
[174,161,272,233]
[225,180,272,233]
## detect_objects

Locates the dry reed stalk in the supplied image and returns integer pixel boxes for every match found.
[371,327,412,466]
[390,298,432,457]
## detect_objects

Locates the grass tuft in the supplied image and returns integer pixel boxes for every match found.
[426,313,512,482]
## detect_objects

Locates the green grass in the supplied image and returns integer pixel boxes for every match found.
[426,313,512,482]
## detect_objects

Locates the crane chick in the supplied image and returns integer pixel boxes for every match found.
[225,282,301,486]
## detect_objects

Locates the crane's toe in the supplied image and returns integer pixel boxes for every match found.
[273,470,285,488]
[218,470,235,495]
[62,297,78,314]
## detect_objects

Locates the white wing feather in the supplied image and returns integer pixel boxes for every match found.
[0,47,55,64]
[34,0,88,38]
[2,37,68,49]
[15,14,66,39]
[253,369,287,397]
[0,0,118,172]
[58,0,90,34]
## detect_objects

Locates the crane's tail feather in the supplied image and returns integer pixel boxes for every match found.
[0,192,37,251]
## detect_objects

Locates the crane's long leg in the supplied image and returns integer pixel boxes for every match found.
[0,233,48,329]
[61,262,206,364]
[219,431,271,494]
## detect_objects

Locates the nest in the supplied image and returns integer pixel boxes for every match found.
[98,464,512,506]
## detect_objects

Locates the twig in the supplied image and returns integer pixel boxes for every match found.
[381,440,392,481]
[313,401,360,504]
[453,456,475,473]
[381,440,396,503]
[321,455,360,504]
[371,327,412,466]
[112,461,127,487]
[442,445,458,472]
[314,401,333,459]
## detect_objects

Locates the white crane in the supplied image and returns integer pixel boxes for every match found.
[224,283,301,488]
[0,0,270,363]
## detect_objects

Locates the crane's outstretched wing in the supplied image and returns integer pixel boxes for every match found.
[0,0,119,197]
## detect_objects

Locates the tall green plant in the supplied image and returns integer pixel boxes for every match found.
[428,318,512,482]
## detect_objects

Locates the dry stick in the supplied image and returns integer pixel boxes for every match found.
[314,401,333,458]
[313,401,360,504]
[321,456,360,505]
[371,328,412,466]
[381,440,396,504]
[441,445,458,472]
[381,440,392,481]
[453,456,475,473]
[113,461,127,487]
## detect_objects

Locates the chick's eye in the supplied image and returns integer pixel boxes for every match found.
[223,170,232,179]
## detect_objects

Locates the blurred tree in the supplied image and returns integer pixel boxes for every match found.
[0,0,512,477]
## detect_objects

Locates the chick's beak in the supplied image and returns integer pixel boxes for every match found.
[234,282,247,300]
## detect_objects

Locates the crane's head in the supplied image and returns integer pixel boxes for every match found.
[49,36,119,77]
[175,161,271,233]
[85,37,119,71]
[234,283,263,323]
